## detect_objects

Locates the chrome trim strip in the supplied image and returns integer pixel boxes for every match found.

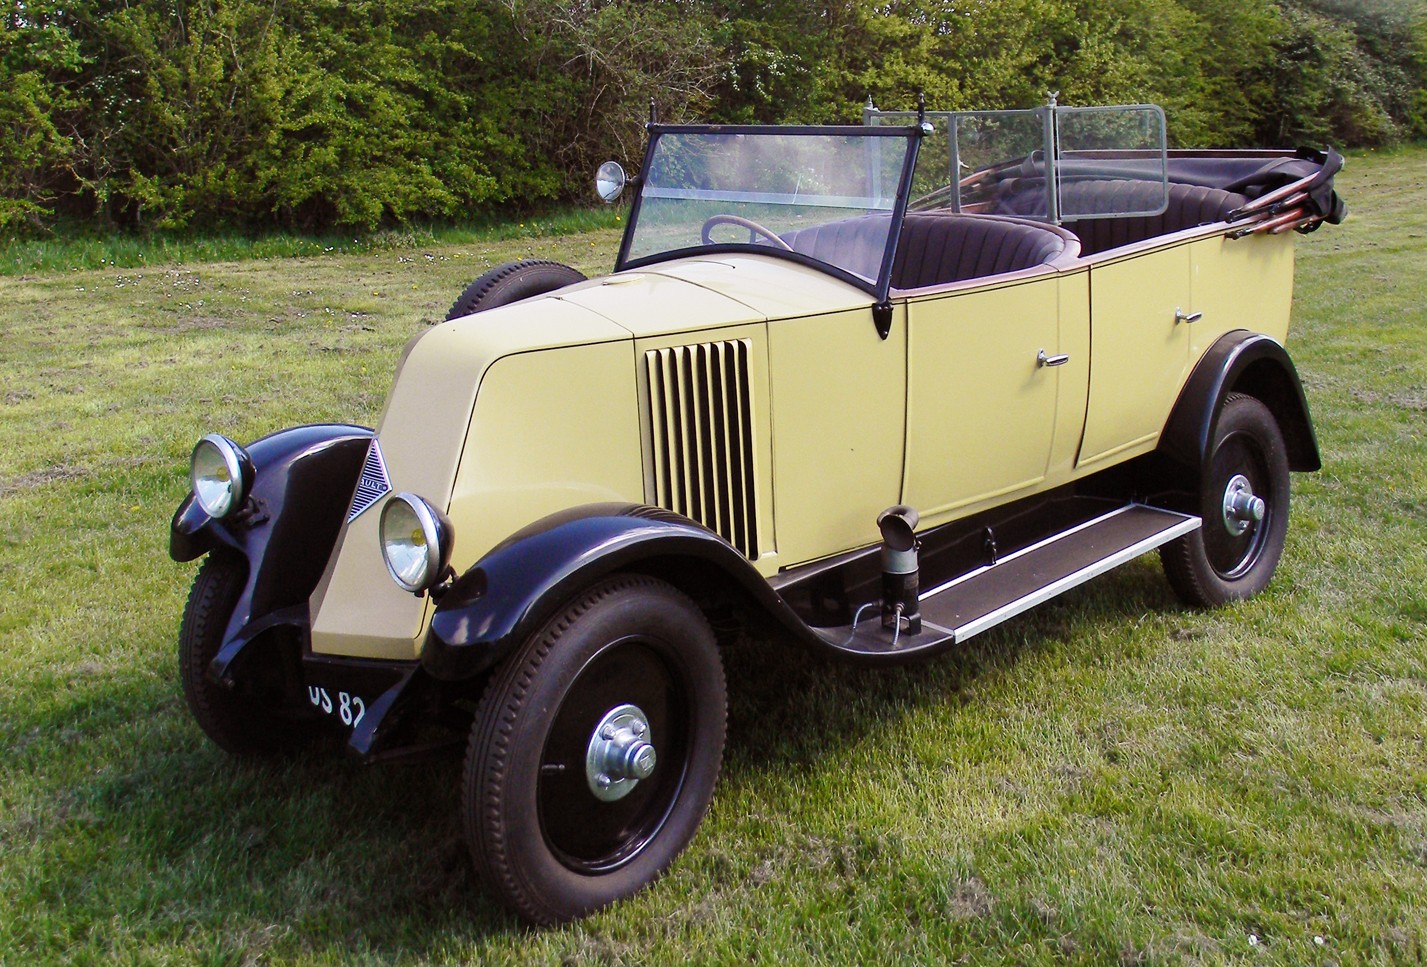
[920,504,1142,601]
[951,512,1202,643]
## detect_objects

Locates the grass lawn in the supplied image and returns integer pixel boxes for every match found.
[1,148,1424,965]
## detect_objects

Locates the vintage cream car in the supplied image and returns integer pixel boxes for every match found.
[169,102,1343,924]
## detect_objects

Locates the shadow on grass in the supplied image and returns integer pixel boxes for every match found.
[6,677,525,957]
[9,559,1185,958]
[720,558,1182,774]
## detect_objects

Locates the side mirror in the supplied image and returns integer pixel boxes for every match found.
[595,161,627,204]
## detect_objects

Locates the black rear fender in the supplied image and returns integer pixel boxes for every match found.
[1160,331,1321,477]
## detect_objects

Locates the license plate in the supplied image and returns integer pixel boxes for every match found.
[306,684,367,729]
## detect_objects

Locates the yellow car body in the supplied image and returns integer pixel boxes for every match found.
[308,226,1297,662]
[169,105,1344,924]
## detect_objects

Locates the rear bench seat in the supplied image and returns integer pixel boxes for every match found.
[999,179,1249,256]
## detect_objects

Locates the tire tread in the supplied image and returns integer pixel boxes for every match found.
[445,260,586,321]
[178,553,287,756]
[464,574,725,925]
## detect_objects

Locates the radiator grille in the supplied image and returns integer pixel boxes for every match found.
[644,340,760,559]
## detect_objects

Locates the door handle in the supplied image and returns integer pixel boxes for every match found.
[1175,307,1203,325]
[1037,349,1070,368]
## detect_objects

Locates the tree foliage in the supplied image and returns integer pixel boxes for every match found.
[1,0,1423,234]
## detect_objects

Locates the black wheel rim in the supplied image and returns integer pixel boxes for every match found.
[537,636,693,874]
[1203,429,1272,580]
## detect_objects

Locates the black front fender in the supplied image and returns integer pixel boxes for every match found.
[421,504,811,681]
[169,423,373,661]
[1160,331,1321,476]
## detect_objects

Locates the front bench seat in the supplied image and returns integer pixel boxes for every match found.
[891,213,1073,289]
[778,214,890,282]
[778,212,1074,289]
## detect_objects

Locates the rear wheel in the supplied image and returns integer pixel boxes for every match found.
[445,260,586,321]
[179,553,308,756]
[464,575,726,924]
[1161,394,1290,607]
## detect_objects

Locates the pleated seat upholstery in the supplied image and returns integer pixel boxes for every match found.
[891,213,1070,289]
[779,212,1070,289]
[1001,180,1248,256]
[779,214,890,282]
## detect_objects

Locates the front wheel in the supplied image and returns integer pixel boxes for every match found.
[464,575,727,925]
[179,553,310,756]
[1161,394,1290,607]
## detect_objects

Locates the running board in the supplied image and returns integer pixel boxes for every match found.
[809,504,1200,660]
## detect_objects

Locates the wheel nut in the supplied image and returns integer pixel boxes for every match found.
[595,773,612,789]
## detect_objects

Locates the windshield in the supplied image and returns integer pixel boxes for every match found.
[619,127,919,291]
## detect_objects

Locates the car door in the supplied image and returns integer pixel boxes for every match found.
[1079,245,1193,468]
[902,276,1064,521]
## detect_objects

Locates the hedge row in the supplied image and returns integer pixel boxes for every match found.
[2,0,1424,233]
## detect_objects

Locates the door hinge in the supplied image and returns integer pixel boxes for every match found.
[873,301,893,340]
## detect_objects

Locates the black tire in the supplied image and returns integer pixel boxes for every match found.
[1161,393,1291,607]
[464,575,727,925]
[179,553,305,756]
[445,259,586,321]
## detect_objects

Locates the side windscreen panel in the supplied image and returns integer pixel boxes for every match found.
[1055,105,1169,222]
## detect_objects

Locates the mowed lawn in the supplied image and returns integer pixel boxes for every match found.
[1,148,1424,965]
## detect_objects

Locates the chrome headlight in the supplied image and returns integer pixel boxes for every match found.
[379,493,454,593]
[190,434,253,519]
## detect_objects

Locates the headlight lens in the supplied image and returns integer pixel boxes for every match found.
[190,434,252,519]
[380,493,453,593]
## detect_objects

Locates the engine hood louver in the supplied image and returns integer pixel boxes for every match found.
[644,340,761,560]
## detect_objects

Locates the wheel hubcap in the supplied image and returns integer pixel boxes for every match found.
[537,637,691,872]
[1221,473,1265,537]
[586,704,657,802]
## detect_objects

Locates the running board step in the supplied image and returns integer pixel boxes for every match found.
[810,504,1200,659]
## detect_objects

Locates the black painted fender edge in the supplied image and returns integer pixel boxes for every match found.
[198,600,431,763]
[169,423,374,671]
[1160,331,1321,476]
[422,504,826,681]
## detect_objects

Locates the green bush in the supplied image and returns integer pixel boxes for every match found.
[0,1,81,231]
[1,0,1423,235]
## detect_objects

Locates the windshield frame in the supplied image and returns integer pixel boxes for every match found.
[614,124,925,303]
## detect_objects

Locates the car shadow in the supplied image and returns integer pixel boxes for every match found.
[9,681,521,954]
[720,557,1183,773]
[15,559,1185,957]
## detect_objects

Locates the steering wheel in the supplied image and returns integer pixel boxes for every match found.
[700,214,793,251]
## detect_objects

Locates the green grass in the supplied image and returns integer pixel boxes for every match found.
[1,148,1425,964]
[0,206,623,277]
